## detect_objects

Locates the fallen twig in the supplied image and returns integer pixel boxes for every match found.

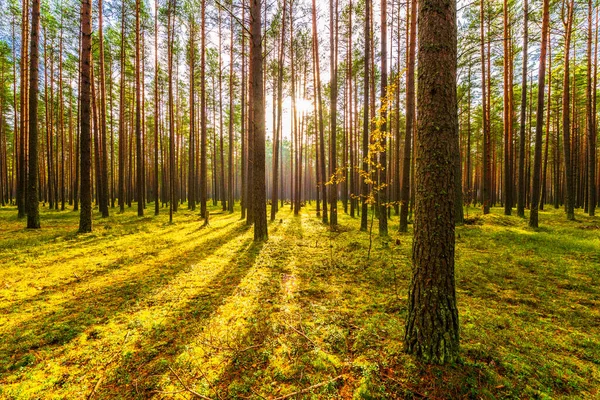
[284,322,318,347]
[271,375,344,400]
[169,366,213,400]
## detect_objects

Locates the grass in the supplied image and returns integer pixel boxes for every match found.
[0,201,598,399]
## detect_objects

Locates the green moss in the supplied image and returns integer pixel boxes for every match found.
[0,203,598,398]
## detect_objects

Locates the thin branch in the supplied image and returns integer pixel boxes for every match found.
[271,375,345,400]
[169,366,213,400]
[214,0,251,37]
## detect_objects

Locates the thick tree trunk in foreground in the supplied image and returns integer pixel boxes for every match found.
[404,0,459,364]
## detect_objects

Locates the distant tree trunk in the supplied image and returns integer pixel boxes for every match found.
[378,0,388,235]
[541,30,552,211]
[228,7,235,213]
[528,0,549,228]
[587,0,596,216]
[503,0,512,215]
[17,0,29,219]
[399,0,416,232]
[405,0,459,364]
[98,0,109,217]
[250,0,267,240]
[360,0,370,232]
[79,0,92,233]
[562,0,575,220]
[26,0,41,229]
[271,0,287,221]
[329,0,338,227]
[168,0,177,223]
[517,0,528,217]
[119,0,126,213]
[200,0,207,219]
[312,0,328,223]
[480,0,490,214]
[154,0,160,215]
[135,0,143,217]
[188,18,196,211]
[218,8,226,211]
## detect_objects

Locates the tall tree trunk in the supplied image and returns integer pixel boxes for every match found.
[562,0,575,220]
[154,0,160,215]
[250,0,267,240]
[529,0,550,228]
[79,0,92,232]
[228,6,235,213]
[119,0,126,213]
[587,0,597,216]
[329,0,338,227]
[312,0,328,223]
[360,0,370,231]
[399,0,416,232]
[379,0,388,235]
[503,0,512,215]
[188,18,196,211]
[405,0,459,364]
[271,0,287,220]
[26,0,41,229]
[135,0,143,216]
[480,0,490,214]
[200,0,207,219]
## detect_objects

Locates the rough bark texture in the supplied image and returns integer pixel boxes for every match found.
[562,0,575,221]
[529,0,549,228]
[379,0,388,235]
[399,0,416,232]
[587,0,596,216]
[250,0,267,241]
[26,0,41,229]
[360,0,370,232]
[517,0,527,217]
[404,0,460,364]
[79,0,92,233]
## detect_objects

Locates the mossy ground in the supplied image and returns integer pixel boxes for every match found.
[0,201,598,399]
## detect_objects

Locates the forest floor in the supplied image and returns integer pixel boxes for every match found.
[0,202,599,399]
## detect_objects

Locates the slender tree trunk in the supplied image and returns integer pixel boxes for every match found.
[312,0,328,223]
[26,0,41,229]
[563,0,575,220]
[200,0,207,219]
[529,0,549,228]
[587,0,597,216]
[480,0,490,214]
[503,0,512,215]
[154,0,160,215]
[379,0,388,235]
[79,0,92,232]
[399,0,416,232]
[360,0,370,231]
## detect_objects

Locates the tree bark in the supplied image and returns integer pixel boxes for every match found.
[405,0,459,364]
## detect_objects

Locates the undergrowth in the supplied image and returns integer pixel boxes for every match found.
[0,202,598,399]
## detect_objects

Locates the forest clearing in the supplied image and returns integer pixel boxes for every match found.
[0,204,599,399]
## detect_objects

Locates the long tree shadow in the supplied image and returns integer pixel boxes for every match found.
[0,222,252,375]
[96,239,266,398]
[0,219,246,318]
